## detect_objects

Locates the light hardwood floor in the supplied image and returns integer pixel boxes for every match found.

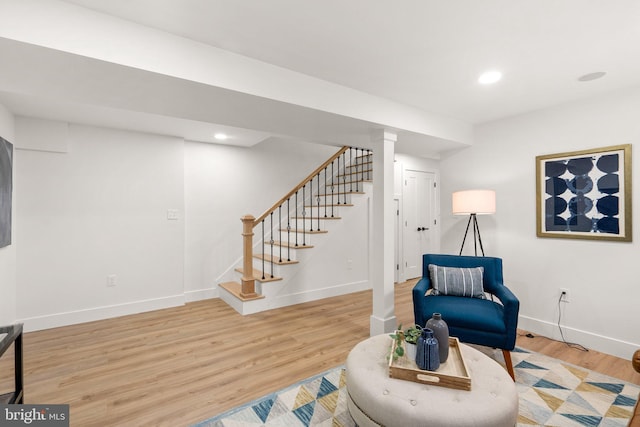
[1,280,638,426]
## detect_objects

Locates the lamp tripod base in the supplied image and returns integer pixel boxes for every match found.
[458,213,485,256]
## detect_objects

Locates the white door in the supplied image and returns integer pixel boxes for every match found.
[403,170,436,279]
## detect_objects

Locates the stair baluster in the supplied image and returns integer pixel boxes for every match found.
[331,160,335,217]
[353,147,358,191]
[261,220,265,280]
[337,154,342,205]
[278,206,282,263]
[302,184,307,246]
[295,191,299,247]
[315,173,320,231]
[341,151,347,205]
[270,212,274,278]
[309,178,312,231]
[323,167,328,218]
[350,147,353,193]
[358,147,363,191]
[287,198,291,261]
[354,147,358,191]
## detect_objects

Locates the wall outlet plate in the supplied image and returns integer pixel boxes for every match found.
[107,274,117,287]
[559,287,570,303]
[167,209,179,220]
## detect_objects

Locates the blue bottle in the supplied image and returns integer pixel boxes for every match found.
[426,313,449,363]
[415,327,440,371]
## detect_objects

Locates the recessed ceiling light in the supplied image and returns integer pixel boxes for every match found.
[478,70,502,85]
[578,71,606,82]
[214,133,228,141]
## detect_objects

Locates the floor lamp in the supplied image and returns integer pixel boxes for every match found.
[452,190,496,256]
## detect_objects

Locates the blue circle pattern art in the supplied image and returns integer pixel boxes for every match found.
[544,153,620,234]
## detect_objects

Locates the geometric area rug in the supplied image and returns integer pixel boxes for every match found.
[192,347,639,427]
[510,347,639,426]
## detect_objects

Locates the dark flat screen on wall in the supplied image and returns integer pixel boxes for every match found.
[0,136,13,248]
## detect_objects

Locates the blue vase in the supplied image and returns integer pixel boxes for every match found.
[415,328,440,371]
[426,313,449,363]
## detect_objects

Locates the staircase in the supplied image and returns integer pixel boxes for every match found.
[219,146,373,314]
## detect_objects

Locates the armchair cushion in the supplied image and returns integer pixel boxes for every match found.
[421,295,506,334]
[428,264,485,299]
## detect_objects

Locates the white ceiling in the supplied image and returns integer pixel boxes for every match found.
[61,0,640,124]
[3,1,640,154]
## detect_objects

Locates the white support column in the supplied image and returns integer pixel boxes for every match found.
[370,130,397,336]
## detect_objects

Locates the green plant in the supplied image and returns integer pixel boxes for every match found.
[403,324,423,345]
[389,325,405,360]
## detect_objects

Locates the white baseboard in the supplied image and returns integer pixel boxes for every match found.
[18,294,185,332]
[518,314,639,360]
[370,314,397,336]
[267,280,371,311]
[16,279,371,331]
[184,287,219,302]
[220,280,371,315]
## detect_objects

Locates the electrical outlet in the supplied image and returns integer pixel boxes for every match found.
[107,274,117,287]
[559,287,570,303]
[167,209,179,220]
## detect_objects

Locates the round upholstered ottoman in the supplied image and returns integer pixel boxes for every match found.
[346,334,518,427]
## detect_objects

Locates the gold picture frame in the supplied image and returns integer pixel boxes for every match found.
[536,144,632,241]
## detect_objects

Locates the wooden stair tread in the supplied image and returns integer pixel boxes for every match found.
[292,216,342,220]
[348,163,372,167]
[234,268,282,282]
[326,179,372,184]
[219,281,265,302]
[304,204,353,208]
[337,172,372,178]
[291,215,342,221]
[317,192,365,196]
[254,254,299,265]
[271,241,314,249]
[279,228,328,234]
[347,160,372,167]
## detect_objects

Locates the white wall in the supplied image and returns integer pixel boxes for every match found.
[15,121,185,330]
[0,102,16,325]
[183,138,354,300]
[11,120,372,329]
[10,116,416,329]
[440,87,640,359]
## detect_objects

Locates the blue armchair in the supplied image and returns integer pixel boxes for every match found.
[412,254,519,380]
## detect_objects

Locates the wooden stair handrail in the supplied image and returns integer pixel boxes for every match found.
[238,145,367,300]
[252,146,349,227]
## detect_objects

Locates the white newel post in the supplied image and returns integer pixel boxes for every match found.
[370,130,397,336]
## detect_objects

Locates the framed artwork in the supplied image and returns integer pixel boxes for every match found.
[0,136,13,248]
[536,144,632,241]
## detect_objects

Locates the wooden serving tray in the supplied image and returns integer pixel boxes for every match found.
[388,336,471,391]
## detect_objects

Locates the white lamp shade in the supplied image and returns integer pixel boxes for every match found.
[452,190,496,215]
